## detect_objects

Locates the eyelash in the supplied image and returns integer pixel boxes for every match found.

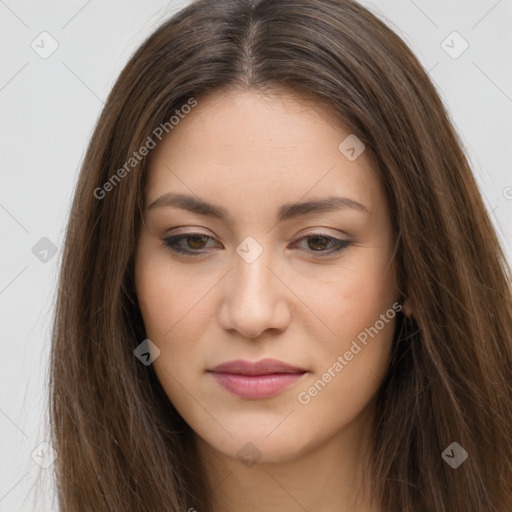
[161,232,351,258]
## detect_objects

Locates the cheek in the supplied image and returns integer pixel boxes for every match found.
[295,251,397,410]
[135,247,209,341]
[135,266,215,386]
[308,249,397,348]
[136,275,174,346]
[293,274,397,449]
[134,249,216,396]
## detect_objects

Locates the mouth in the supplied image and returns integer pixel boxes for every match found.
[207,358,308,399]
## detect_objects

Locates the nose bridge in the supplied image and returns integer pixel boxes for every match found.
[220,237,289,338]
[232,240,275,305]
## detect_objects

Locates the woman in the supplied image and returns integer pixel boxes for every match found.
[49,0,512,510]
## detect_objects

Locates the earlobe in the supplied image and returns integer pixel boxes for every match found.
[401,299,413,318]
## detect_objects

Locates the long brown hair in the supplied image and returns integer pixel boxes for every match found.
[48,0,512,510]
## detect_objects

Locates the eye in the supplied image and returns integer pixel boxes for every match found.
[162,233,218,255]
[292,234,351,257]
[161,232,351,257]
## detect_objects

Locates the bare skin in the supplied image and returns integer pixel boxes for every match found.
[134,88,401,512]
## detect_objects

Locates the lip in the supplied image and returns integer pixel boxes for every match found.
[208,358,307,399]
[209,358,306,375]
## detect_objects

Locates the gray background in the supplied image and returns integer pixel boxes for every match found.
[1,1,511,510]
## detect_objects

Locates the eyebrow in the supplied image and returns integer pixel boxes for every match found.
[147,192,369,222]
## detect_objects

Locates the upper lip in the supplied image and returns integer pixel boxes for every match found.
[208,358,306,375]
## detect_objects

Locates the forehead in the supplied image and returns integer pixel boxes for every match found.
[145,89,385,219]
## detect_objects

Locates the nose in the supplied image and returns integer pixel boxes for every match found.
[218,247,291,340]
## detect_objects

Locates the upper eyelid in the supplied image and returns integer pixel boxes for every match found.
[163,231,350,251]
[165,227,350,240]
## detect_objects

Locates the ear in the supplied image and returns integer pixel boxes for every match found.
[401,298,413,318]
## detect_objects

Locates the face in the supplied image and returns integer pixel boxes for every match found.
[134,88,400,464]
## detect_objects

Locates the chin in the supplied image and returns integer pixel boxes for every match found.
[199,426,313,465]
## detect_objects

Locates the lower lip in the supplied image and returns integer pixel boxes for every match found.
[209,371,306,399]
